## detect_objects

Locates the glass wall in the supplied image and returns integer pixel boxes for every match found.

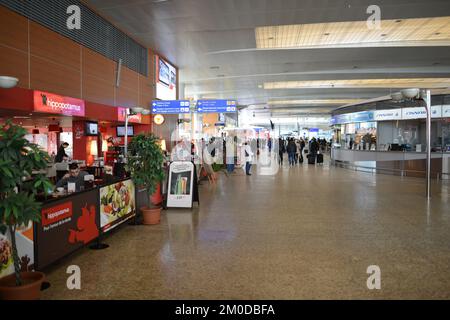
[340,122,377,150]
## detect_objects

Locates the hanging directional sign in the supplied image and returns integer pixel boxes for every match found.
[196,100,237,113]
[151,100,191,114]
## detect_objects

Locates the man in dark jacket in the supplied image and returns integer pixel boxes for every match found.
[310,138,319,157]
[286,139,297,166]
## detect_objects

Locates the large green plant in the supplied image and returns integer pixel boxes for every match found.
[0,120,53,286]
[126,133,165,199]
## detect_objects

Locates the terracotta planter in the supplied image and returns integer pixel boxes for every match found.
[150,183,162,205]
[0,271,45,300]
[141,206,161,225]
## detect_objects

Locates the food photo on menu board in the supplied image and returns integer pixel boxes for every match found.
[100,180,136,232]
[0,224,34,279]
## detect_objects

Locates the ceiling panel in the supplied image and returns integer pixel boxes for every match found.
[84,0,450,124]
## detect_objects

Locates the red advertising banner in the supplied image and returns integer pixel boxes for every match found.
[33,90,85,116]
[117,107,142,123]
[41,202,73,227]
[37,190,99,269]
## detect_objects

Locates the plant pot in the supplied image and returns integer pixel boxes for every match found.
[141,206,161,225]
[0,271,45,300]
[150,182,162,205]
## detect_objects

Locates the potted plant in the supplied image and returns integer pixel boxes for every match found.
[0,120,53,300]
[126,133,165,225]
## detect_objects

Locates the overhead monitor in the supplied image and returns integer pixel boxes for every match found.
[156,56,177,100]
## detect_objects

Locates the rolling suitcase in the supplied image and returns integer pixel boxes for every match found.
[307,154,315,165]
[317,153,324,164]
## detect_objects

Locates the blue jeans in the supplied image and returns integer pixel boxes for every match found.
[246,162,252,175]
[288,152,295,165]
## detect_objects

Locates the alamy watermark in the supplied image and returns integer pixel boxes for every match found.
[66,5,81,30]
[367,265,381,290]
[66,265,81,290]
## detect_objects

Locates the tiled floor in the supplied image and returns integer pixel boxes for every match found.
[41,155,450,299]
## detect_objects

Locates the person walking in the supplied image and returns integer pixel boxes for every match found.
[310,137,319,158]
[244,142,254,176]
[286,138,297,167]
[278,138,285,165]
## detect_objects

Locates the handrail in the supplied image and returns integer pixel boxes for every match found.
[331,159,449,180]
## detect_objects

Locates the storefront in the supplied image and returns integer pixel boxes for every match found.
[330,100,450,178]
[0,86,153,280]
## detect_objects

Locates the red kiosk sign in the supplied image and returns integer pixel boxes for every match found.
[33,91,85,117]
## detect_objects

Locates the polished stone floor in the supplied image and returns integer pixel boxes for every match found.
[42,155,450,299]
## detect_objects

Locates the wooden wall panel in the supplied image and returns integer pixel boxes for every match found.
[82,74,115,106]
[0,45,29,89]
[82,47,115,105]
[30,56,81,99]
[30,22,80,71]
[0,7,171,117]
[139,74,153,108]
[0,6,28,52]
[82,47,115,81]
[119,66,138,90]
[116,85,138,107]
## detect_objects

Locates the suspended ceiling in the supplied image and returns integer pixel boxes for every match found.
[83,0,450,121]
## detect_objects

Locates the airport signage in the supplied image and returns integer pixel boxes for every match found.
[196,100,237,113]
[442,105,450,117]
[374,109,402,121]
[401,106,442,120]
[151,100,191,114]
[331,111,374,125]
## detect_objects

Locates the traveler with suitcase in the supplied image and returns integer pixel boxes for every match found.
[317,152,324,164]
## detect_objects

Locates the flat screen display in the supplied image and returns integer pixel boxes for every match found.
[85,122,98,136]
[116,126,134,137]
[159,59,170,86]
[156,56,177,100]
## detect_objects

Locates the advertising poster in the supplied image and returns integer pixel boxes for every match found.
[36,190,99,270]
[156,56,177,100]
[100,180,136,233]
[167,161,195,208]
[0,223,34,280]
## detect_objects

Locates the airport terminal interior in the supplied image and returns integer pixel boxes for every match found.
[0,0,450,300]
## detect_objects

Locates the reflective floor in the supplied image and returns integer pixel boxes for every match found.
[42,155,450,299]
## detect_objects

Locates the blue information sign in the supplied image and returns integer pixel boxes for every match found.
[196,100,237,113]
[151,100,191,114]
[331,111,374,125]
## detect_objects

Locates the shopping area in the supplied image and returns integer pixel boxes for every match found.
[331,94,450,178]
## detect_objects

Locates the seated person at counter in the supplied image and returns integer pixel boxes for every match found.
[55,163,89,192]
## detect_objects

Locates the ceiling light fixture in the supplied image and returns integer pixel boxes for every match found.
[0,76,19,89]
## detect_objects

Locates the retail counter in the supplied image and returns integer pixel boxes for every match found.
[331,148,450,178]
[33,178,149,270]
